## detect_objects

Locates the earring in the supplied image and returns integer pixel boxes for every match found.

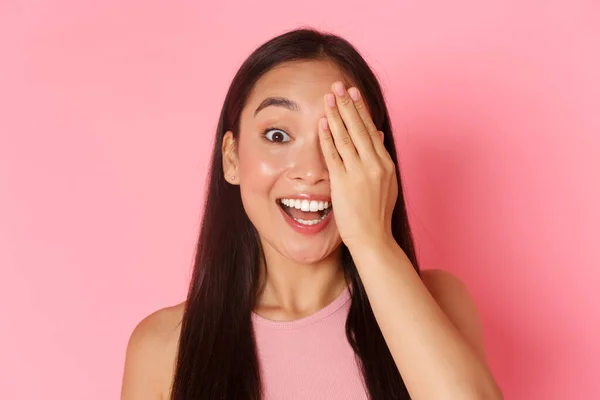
[230,175,235,180]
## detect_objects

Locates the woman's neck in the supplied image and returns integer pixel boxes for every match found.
[254,244,348,320]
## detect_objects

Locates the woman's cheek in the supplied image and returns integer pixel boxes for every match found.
[257,157,285,177]
[242,147,290,180]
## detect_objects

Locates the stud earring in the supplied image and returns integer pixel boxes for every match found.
[230,175,235,180]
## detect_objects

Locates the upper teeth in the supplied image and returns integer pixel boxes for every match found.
[280,198,330,212]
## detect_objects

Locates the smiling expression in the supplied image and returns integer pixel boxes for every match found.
[222,60,358,264]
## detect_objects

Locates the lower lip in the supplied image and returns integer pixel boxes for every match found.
[278,205,333,235]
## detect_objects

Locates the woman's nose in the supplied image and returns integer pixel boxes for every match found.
[286,140,329,185]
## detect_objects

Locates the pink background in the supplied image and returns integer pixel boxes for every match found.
[1,1,599,399]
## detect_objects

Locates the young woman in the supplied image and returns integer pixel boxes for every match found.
[121,28,502,400]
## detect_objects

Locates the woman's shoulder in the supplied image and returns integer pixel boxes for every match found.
[121,302,186,399]
[421,268,465,293]
[420,268,486,359]
[134,302,186,337]
[420,268,478,318]
[130,302,186,349]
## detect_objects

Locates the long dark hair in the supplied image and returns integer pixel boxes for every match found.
[171,28,420,400]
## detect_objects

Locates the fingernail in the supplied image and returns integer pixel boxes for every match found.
[320,117,329,130]
[349,87,360,101]
[334,82,345,96]
[326,93,335,107]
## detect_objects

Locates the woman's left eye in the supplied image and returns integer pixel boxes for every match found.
[263,128,291,143]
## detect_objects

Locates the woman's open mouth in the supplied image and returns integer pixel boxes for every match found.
[276,198,333,231]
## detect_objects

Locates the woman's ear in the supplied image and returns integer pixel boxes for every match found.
[222,131,239,185]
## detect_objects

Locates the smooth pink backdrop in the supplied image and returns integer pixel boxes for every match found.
[1,1,598,399]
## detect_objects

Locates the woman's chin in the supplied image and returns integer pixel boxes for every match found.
[287,253,327,265]
[280,242,342,265]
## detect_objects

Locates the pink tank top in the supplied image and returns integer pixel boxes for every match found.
[251,285,369,399]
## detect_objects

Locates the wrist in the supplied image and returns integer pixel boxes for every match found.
[344,232,397,259]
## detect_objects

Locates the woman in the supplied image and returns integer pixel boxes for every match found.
[121,28,502,400]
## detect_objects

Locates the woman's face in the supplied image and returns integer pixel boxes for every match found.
[223,60,353,264]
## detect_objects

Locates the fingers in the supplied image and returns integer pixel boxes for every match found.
[346,87,389,160]
[347,86,378,136]
[324,92,359,166]
[322,81,393,172]
[330,82,376,160]
[318,116,345,175]
[373,130,391,162]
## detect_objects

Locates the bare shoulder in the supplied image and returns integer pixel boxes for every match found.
[421,269,487,359]
[121,302,186,400]
[421,268,471,302]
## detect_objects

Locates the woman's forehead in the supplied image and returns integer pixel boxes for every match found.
[244,60,354,115]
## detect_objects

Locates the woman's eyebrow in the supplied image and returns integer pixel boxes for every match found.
[254,97,300,117]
